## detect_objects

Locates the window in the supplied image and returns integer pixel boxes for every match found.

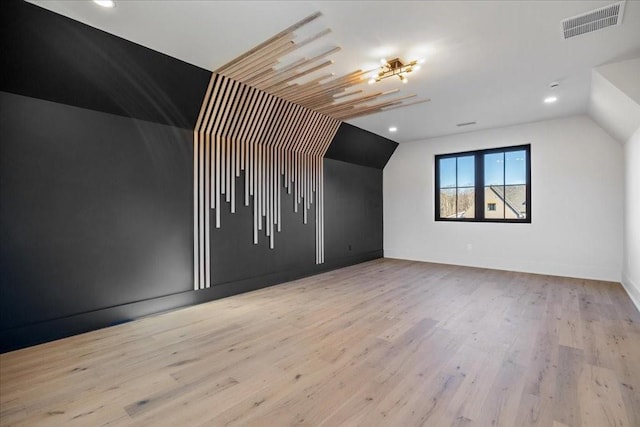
[435,144,531,223]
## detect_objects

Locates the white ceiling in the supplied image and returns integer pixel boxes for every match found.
[28,0,640,142]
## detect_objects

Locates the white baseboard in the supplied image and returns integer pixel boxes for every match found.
[621,274,640,313]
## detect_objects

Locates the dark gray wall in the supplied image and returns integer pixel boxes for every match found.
[0,91,194,333]
[1,0,209,129]
[0,92,387,352]
[326,123,398,169]
[0,0,395,352]
[325,159,383,262]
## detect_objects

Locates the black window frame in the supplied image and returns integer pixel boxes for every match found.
[434,144,531,223]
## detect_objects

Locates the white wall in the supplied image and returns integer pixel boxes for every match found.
[384,115,623,282]
[623,126,640,308]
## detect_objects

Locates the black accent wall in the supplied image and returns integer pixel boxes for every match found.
[0,1,397,352]
[325,123,398,169]
[1,0,209,128]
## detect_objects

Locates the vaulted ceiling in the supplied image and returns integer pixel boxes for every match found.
[28,0,640,142]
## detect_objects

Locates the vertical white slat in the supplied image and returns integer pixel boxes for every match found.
[217,79,241,205]
[242,88,262,185]
[320,157,323,264]
[198,126,205,285]
[213,79,234,202]
[208,76,234,229]
[268,100,293,236]
[269,145,274,248]
[303,153,308,224]
[204,133,211,288]
[193,74,219,290]
[193,130,200,289]
[299,112,322,216]
[254,144,259,244]
[245,91,270,204]
[316,156,320,264]
[257,143,262,231]
[282,105,303,191]
[205,75,225,211]
[277,143,282,232]
[258,99,279,221]
[224,85,247,211]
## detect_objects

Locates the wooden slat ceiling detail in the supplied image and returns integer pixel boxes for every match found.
[193,73,340,290]
[215,12,429,121]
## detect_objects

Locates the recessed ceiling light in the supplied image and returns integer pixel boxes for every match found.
[388,127,397,132]
[544,96,558,104]
[94,0,115,8]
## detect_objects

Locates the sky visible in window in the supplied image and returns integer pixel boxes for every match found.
[439,150,526,188]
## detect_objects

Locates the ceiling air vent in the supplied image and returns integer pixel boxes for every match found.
[561,1,625,39]
[456,121,476,127]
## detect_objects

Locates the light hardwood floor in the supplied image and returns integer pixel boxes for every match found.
[1,259,639,426]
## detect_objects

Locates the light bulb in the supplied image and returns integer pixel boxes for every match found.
[402,77,408,84]
[544,96,557,104]
[368,79,376,85]
[94,0,115,7]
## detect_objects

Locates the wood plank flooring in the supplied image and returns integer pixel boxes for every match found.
[1,258,639,426]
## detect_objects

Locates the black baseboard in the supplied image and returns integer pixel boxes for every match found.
[0,251,382,353]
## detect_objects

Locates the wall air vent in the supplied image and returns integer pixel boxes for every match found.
[561,1,625,39]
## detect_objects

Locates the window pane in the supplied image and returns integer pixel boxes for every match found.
[484,186,505,219]
[435,144,529,222]
[457,188,475,218]
[484,152,504,185]
[505,150,526,185]
[505,184,527,219]
[457,156,475,187]
[439,158,456,188]
[439,189,456,218]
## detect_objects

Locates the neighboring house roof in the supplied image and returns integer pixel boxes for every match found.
[489,185,526,218]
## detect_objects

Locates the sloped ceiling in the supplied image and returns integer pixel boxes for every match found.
[589,58,640,143]
[26,0,640,142]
